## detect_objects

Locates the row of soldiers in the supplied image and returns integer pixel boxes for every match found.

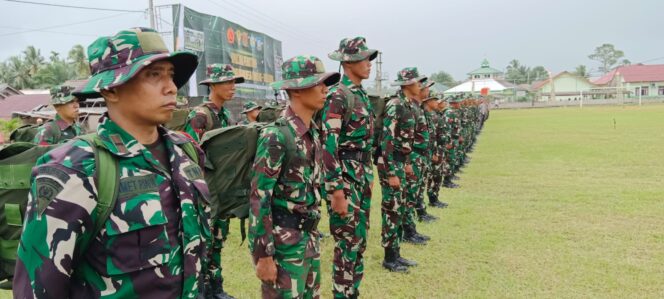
[12,27,488,299]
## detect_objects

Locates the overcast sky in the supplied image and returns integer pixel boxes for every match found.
[1,0,661,82]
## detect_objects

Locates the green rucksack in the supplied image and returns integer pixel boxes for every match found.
[256,105,285,123]
[370,95,390,162]
[199,118,296,231]
[9,122,60,144]
[0,134,198,289]
[164,108,193,131]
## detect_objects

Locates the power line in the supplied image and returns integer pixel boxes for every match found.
[0,12,135,37]
[0,26,96,37]
[3,0,145,13]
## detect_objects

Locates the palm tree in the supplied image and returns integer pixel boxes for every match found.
[22,46,44,77]
[6,56,33,89]
[68,44,90,78]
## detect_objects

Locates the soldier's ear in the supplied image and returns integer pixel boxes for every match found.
[100,88,120,104]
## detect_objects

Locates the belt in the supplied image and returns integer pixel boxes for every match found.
[338,150,372,163]
[272,208,320,232]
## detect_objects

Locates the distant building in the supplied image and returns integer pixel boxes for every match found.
[0,84,22,100]
[445,59,527,100]
[530,71,599,101]
[593,64,664,98]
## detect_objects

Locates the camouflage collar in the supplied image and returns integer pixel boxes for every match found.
[341,75,364,93]
[53,114,75,131]
[203,100,221,114]
[96,113,189,157]
[283,106,318,138]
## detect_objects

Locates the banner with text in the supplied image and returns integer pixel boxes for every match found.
[173,4,283,100]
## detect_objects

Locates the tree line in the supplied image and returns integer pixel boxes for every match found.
[0,45,90,90]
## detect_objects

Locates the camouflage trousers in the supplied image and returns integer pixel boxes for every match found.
[261,246,321,298]
[405,153,426,225]
[328,165,373,298]
[426,158,445,203]
[378,160,407,249]
[207,218,229,293]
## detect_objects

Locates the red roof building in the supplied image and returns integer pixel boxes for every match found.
[593,64,664,97]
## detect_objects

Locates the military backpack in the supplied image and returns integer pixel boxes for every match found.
[9,122,61,143]
[0,134,198,289]
[198,118,296,238]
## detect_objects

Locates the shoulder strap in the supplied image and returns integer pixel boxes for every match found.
[77,133,119,253]
[48,121,61,142]
[274,119,296,177]
[337,83,357,123]
[179,141,199,165]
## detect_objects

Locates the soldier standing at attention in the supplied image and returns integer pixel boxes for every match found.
[320,37,378,299]
[13,27,211,298]
[33,85,83,145]
[184,63,245,299]
[377,67,425,273]
[426,98,450,208]
[249,55,340,299]
[238,101,262,124]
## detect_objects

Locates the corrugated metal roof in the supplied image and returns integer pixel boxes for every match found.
[593,64,664,85]
[0,94,50,119]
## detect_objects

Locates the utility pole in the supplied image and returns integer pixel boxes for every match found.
[375,51,383,96]
[148,0,155,29]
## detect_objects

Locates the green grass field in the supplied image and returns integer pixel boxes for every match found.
[4,104,664,298]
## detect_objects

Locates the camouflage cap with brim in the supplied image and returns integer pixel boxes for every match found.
[328,37,378,62]
[74,27,198,99]
[50,85,78,105]
[391,67,427,86]
[271,55,340,90]
[199,63,245,85]
[241,101,261,114]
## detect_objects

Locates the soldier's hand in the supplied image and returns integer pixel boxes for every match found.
[446,144,453,150]
[256,256,277,284]
[331,190,349,217]
[433,155,439,162]
[388,176,400,188]
[405,164,414,175]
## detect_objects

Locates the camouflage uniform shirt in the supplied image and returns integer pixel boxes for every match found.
[249,106,323,260]
[321,74,374,193]
[14,114,211,299]
[377,90,416,177]
[33,114,83,145]
[184,99,232,142]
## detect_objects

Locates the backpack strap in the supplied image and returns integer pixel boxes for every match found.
[76,133,119,253]
[274,119,296,177]
[48,120,61,143]
[179,141,199,165]
[204,105,222,130]
[337,83,358,124]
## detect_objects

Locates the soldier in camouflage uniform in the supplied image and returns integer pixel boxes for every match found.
[320,37,378,299]
[13,27,211,298]
[184,64,244,142]
[238,101,262,125]
[184,63,245,299]
[33,85,83,145]
[377,67,426,273]
[249,55,340,299]
[443,96,462,188]
[426,98,449,208]
[410,80,438,224]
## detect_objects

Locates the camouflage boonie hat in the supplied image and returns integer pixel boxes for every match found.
[391,67,427,86]
[328,37,378,62]
[50,85,78,105]
[199,64,245,85]
[241,101,261,114]
[75,27,198,99]
[271,55,340,90]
